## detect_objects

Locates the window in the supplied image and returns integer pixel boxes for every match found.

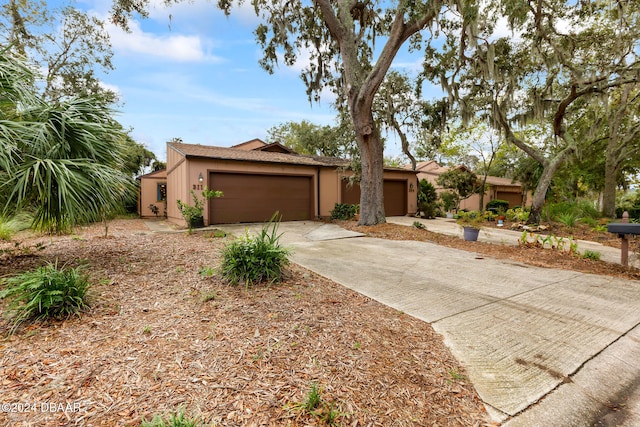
[157,183,167,202]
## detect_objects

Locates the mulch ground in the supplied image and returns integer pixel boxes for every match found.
[0,219,492,427]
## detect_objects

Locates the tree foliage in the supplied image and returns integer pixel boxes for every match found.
[266,119,354,158]
[1,0,116,103]
[0,50,133,233]
[428,0,640,223]
[436,168,479,211]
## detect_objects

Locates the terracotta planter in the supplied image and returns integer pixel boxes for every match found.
[463,226,480,241]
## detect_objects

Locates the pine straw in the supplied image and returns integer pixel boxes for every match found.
[0,219,492,427]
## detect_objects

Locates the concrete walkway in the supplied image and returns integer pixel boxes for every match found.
[388,216,640,269]
[149,218,640,425]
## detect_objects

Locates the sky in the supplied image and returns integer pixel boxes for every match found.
[64,0,433,163]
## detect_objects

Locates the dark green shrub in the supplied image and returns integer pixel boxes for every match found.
[0,261,92,333]
[330,203,359,220]
[486,199,509,213]
[418,179,438,218]
[219,218,290,286]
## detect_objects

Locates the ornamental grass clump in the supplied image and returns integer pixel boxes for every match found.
[0,261,92,333]
[220,216,290,287]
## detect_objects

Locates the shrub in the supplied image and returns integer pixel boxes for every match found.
[486,199,509,213]
[330,203,359,220]
[177,187,223,230]
[219,217,290,286]
[0,261,92,333]
[506,207,530,222]
[557,211,579,228]
[582,250,602,261]
[456,210,485,229]
[417,179,438,218]
[0,212,33,241]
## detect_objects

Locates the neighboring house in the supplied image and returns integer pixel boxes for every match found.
[412,161,530,211]
[139,139,418,226]
[137,169,167,218]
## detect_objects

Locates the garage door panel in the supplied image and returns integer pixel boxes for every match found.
[340,179,407,217]
[210,173,312,224]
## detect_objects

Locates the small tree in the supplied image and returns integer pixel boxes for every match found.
[436,169,480,212]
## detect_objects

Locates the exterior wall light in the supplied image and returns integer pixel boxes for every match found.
[198,172,204,183]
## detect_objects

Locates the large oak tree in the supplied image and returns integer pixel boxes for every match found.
[111,0,479,225]
[429,0,640,224]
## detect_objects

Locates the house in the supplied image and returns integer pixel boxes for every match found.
[139,139,418,226]
[412,160,530,211]
[137,169,167,218]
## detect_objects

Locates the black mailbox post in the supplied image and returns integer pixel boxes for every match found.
[607,214,640,267]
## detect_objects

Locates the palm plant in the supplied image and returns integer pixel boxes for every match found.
[0,49,133,233]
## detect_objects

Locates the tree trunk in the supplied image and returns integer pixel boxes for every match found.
[527,151,573,224]
[602,148,619,218]
[479,174,488,211]
[356,123,386,226]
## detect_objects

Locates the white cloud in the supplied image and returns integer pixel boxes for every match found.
[105,19,222,63]
[99,81,121,97]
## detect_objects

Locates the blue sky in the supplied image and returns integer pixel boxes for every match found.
[71,0,436,163]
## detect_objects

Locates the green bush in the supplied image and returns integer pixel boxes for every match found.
[0,212,33,241]
[330,203,359,220]
[486,199,509,213]
[0,261,92,333]
[506,207,530,222]
[582,250,602,261]
[219,218,290,286]
[557,211,579,228]
[412,221,426,230]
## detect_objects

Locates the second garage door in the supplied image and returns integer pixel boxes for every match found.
[341,179,407,216]
[209,173,313,224]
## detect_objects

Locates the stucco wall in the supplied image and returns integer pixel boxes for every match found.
[138,170,167,218]
[178,158,322,226]
[166,145,189,225]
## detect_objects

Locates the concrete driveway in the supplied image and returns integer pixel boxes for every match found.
[210,219,640,426]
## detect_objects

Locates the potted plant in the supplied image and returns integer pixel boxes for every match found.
[456,210,485,241]
[440,191,457,218]
[177,187,223,231]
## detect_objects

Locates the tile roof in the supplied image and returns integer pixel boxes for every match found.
[169,142,350,167]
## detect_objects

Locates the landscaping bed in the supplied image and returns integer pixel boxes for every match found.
[0,219,491,427]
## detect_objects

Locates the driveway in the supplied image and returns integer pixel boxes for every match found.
[212,219,640,425]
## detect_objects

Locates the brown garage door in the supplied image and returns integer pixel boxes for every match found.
[209,173,313,224]
[341,179,407,216]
